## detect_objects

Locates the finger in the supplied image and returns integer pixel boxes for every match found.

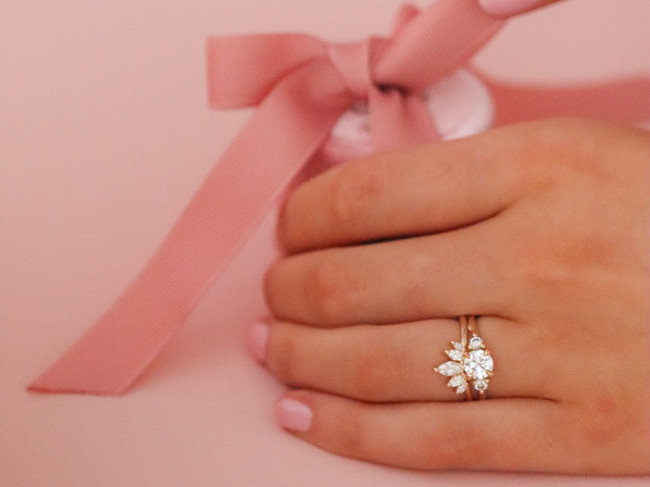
[478,0,564,18]
[266,221,513,326]
[264,317,553,403]
[279,125,526,253]
[274,391,565,472]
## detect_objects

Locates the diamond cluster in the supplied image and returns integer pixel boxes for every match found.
[435,335,493,395]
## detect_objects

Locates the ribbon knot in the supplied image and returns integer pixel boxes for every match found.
[327,42,374,99]
[325,3,422,99]
[29,0,650,396]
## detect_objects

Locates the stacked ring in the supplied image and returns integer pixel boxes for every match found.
[434,315,494,400]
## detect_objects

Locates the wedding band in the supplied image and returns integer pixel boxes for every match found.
[434,315,494,400]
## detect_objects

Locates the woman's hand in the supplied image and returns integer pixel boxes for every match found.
[249,118,649,474]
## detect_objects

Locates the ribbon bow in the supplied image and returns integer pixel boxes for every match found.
[29,0,649,395]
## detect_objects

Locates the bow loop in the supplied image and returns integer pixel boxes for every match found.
[375,0,504,91]
[207,34,326,109]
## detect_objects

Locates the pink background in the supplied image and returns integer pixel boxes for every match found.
[1,0,649,485]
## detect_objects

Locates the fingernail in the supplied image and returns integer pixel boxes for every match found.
[246,320,269,364]
[275,398,313,433]
[478,0,544,17]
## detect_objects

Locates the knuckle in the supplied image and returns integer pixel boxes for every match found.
[571,392,629,447]
[327,164,384,231]
[513,118,588,186]
[327,169,358,228]
[516,240,573,291]
[557,397,645,475]
[266,326,301,385]
[307,259,352,324]
[514,225,613,301]
[351,338,392,401]
[518,118,618,191]
[504,215,615,306]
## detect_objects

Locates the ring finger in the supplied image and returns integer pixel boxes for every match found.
[252,316,556,403]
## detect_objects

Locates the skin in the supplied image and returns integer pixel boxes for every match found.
[257,118,650,474]
[478,0,566,18]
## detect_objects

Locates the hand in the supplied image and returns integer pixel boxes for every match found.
[250,118,650,474]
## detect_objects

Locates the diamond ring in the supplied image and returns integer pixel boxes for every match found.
[434,315,494,400]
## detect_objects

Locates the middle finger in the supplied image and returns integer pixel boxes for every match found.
[265,222,513,326]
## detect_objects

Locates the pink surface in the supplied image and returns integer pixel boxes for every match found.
[1,0,648,485]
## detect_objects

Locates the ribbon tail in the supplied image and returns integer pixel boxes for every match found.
[476,73,650,126]
[29,59,352,395]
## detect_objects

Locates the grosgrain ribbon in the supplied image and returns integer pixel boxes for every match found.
[29,1,503,395]
[29,1,649,395]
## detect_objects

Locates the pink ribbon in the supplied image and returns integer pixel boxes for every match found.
[29,1,649,396]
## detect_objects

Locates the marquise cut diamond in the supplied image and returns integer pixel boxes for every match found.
[436,361,463,377]
[446,349,464,361]
[448,375,466,388]
[448,375,468,394]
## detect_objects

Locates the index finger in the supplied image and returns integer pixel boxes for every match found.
[279,123,530,254]
[478,0,565,18]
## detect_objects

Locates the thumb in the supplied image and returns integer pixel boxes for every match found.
[477,0,565,18]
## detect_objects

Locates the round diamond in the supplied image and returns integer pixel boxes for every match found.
[474,380,489,392]
[469,336,484,350]
[463,350,493,380]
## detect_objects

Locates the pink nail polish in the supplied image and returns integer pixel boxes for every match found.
[478,0,544,17]
[275,398,313,433]
[246,320,269,364]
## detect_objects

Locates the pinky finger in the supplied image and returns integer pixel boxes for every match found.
[275,391,569,473]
